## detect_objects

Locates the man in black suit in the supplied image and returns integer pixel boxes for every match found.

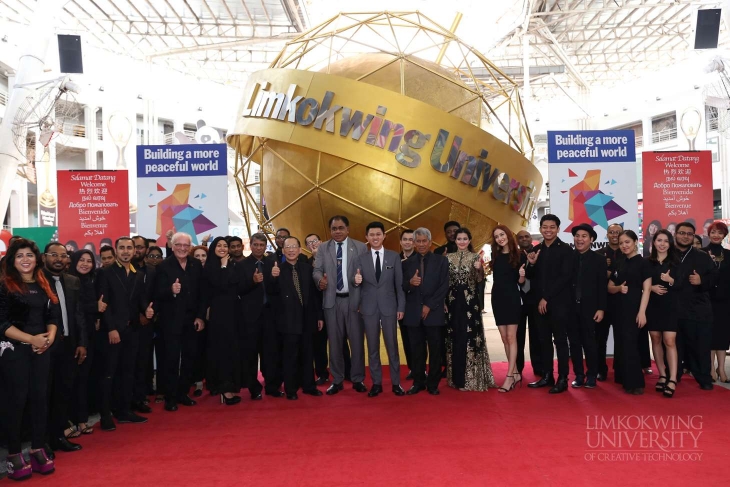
[568,223,607,389]
[238,232,284,399]
[97,237,153,430]
[42,243,87,452]
[595,223,622,381]
[526,214,574,394]
[402,227,449,395]
[273,228,309,264]
[515,230,542,378]
[154,232,206,411]
[398,229,416,379]
[267,237,324,400]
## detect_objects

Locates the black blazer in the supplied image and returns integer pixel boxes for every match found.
[571,250,607,314]
[42,269,88,348]
[266,260,321,335]
[97,262,147,333]
[402,252,449,327]
[237,255,275,326]
[154,256,206,330]
[526,238,574,306]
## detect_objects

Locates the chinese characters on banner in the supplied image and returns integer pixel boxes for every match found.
[57,170,130,256]
[641,151,713,255]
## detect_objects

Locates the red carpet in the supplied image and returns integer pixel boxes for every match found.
[40,363,729,486]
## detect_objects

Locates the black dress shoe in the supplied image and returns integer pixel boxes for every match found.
[392,385,406,396]
[286,393,299,400]
[132,401,152,414]
[700,383,714,391]
[100,414,117,430]
[265,390,285,398]
[368,384,383,397]
[50,436,82,452]
[164,400,178,412]
[549,376,568,394]
[250,393,263,401]
[178,395,197,406]
[584,377,597,389]
[315,376,329,386]
[571,375,585,388]
[596,373,607,382]
[405,370,413,380]
[44,444,55,460]
[115,411,148,424]
[528,375,555,388]
[428,388,440,395]
[326,382,344,395]
[302,388,323,396]
[352,381,368,393]
[406,385,425,395]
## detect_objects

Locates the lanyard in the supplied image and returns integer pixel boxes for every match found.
[680,247,692,264]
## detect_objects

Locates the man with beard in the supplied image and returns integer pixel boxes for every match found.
[42,243,87,453]
[526,214,574,394]
[154,232,206,411]
[132,236,148,268]
[673,222,717,390]
[515,230,543,379]
[595,223,623,381]
[228,237,245,263]
[238,232,284,399]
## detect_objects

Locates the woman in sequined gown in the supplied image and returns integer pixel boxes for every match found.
[445,228,496,391]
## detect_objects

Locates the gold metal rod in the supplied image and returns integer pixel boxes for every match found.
[435,12,462,65]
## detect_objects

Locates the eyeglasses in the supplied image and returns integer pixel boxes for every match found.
[305,239,319,246]
[173,243,191,248]
[676,231,694,237]
[283,245,300,249]
[46,253,69,259]
[146,255,163,260]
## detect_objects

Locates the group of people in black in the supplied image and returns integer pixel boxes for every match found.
[1,211,728,481]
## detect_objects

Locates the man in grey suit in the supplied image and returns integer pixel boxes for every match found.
[313,215,368,395]
[353,222,406,397]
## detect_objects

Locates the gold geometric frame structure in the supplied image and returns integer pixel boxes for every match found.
[228,11,542,252]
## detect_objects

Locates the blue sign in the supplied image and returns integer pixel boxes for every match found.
[547,130,636,163]
[136,144,228,178]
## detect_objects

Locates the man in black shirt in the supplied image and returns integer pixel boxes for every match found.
[673,222,718,389]
[526,214,574,394]
[595,223,622,381]
[516,230,542,378]
[433,221,460,256]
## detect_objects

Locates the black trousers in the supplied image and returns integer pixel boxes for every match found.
[517,302,542,375]
[567,303,599,378]
[638,326,651,369]
[408,324,443,390]
[312,321,329,380]
[161,319,198,401]
[399,321,413,371]
[133,323,154,402]
[72,334,94,424]
[281,331,315,395]
[48,337,79,438]
[192,326,207,383]
[241,310,282,395]
[0,342,50,453]
[595,316,612,377]
[536,307,570,377]
[100,327,139,416]
[676,318,713,386]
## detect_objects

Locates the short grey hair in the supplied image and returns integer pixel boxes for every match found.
[171,232,192,246]
[413,227,432,241]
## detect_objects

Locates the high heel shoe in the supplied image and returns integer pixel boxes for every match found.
[498,375,515,393]
[663,379,676,398]
[220,394,241,406]
[513,372,523,388]
[29,449,55,475]
[655,376,667,392]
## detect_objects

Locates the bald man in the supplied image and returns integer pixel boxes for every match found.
[515,230,543,378]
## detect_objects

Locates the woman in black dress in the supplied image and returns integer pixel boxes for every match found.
[68,249,100,433]
[608,230,651,395]
[445,228,495,391]
[488,224,526,392]
[646,230,681,397]
[0,238,60,479]
[704,221,730,383]
[203,237,242,405]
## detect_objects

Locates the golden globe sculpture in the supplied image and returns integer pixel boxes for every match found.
[227,12,542,251]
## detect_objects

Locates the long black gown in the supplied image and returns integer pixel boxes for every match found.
[610,255,651,391]
[204,259,242,394]
[704,244,730,350]
[445,250,495,391]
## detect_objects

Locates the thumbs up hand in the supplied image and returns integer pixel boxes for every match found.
[689,269,701,285]
[253,267,264,283]
[145,302,155,320]
[172,278,181,295]
[410,269,422,287]
[319,273,328,290]
[271,261,280,277]
[620,281,629,294]
[354,268,362,285]
[518,264,526,278]
[98,294,107,313]
[660,269,674,286]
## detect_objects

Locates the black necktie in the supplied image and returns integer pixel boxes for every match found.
[375,251,381,282]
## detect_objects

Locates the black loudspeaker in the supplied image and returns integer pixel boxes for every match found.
[694,9,721,50]
[58,34,84,74]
